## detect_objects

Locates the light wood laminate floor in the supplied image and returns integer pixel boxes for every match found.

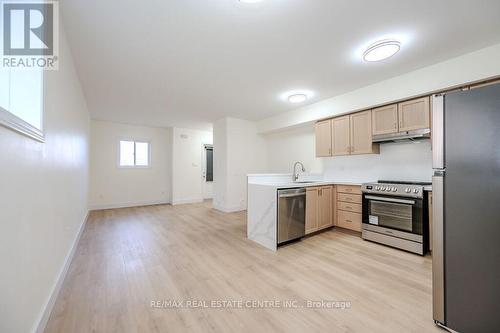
[45,201,441,333]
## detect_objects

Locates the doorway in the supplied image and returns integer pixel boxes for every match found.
[202,144,213,199]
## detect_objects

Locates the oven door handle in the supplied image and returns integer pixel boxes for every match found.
[364,195,415,205]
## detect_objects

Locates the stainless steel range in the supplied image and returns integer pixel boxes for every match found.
[361,180,430,255]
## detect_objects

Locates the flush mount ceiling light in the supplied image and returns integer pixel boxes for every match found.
[288,93,308,104]
[363,39,401,62]
[239,0,263,3]
[280,90,314,104]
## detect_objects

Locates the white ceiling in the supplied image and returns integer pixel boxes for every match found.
[61,0,500,131]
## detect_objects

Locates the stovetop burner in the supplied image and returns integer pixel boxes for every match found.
[378,180,432,186]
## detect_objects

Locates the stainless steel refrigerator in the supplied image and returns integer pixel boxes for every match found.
[432,83,500,333]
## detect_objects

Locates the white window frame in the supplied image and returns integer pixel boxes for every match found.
[0,70,45,142]
[118,139,151,168]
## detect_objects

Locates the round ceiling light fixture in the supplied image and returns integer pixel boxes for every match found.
[239,0,263,3]
[363,39,401,62]
[288,93,308,104]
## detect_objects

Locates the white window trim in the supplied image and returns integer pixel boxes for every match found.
[0,107,45,142]
[117,139,152,169]
[0,70,45,142]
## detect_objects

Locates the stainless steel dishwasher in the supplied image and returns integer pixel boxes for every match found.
[277,188,306,245]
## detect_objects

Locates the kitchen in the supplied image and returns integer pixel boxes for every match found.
[248,94,434,251]
[248,82,500,332]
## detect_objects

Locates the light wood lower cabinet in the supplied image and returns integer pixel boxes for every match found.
[337,193,362,204]
[306,188,319,234]
[336,185,362,195]
[317,186,333,230]
[332,185,337,226]
[337,210,362,232]
[305,184,362,234]
[336,185,362,232]
[338,202,362,213]
[306,186,334,234]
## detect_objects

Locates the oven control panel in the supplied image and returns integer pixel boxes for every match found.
[361,183,425,198]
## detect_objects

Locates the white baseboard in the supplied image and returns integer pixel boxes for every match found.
[33,210,90,333]
[171,197,204,205]
[212,203,246,213]
[89,199,170,211]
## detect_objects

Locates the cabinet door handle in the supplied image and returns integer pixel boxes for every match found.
[346,220,352,223]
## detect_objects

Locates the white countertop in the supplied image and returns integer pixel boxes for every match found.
[251,180,364,189]
[247,173,431,191]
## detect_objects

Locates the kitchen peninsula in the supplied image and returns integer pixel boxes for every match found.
[247,174,363,251]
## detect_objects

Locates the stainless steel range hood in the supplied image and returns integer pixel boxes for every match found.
[372,128,431,143]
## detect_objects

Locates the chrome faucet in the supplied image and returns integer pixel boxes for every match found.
[293,161,306,182]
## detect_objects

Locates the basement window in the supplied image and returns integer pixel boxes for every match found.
[0,68,44,142]
[119,140,150,168]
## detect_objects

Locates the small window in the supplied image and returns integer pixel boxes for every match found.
[119,140,150,167]
[205,145,213,182]
[0,68,44,141]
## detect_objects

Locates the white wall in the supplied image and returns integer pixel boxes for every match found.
[258,42,500,133]
[0,24,90,333]
[213,118,268,212]
[263,124,323,174]
[213,118,228,210]
[263,125,433,183]
[171,127,212,205]
[322,141,433,183]
[89,120,172,209]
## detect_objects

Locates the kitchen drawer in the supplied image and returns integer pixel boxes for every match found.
[337,193,362,204]
[336,185,362,195]
[337,210,362,232]
[337,202,362,213]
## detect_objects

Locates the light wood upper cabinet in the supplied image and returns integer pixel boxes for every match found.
[318,186,333,230]
[331,116,351,156]
[372,104,398,135]
[350,111,379,155]
[314,95,432,157]
[398,97,430,132]
[315,120,332,157]
[306,188,319,234]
